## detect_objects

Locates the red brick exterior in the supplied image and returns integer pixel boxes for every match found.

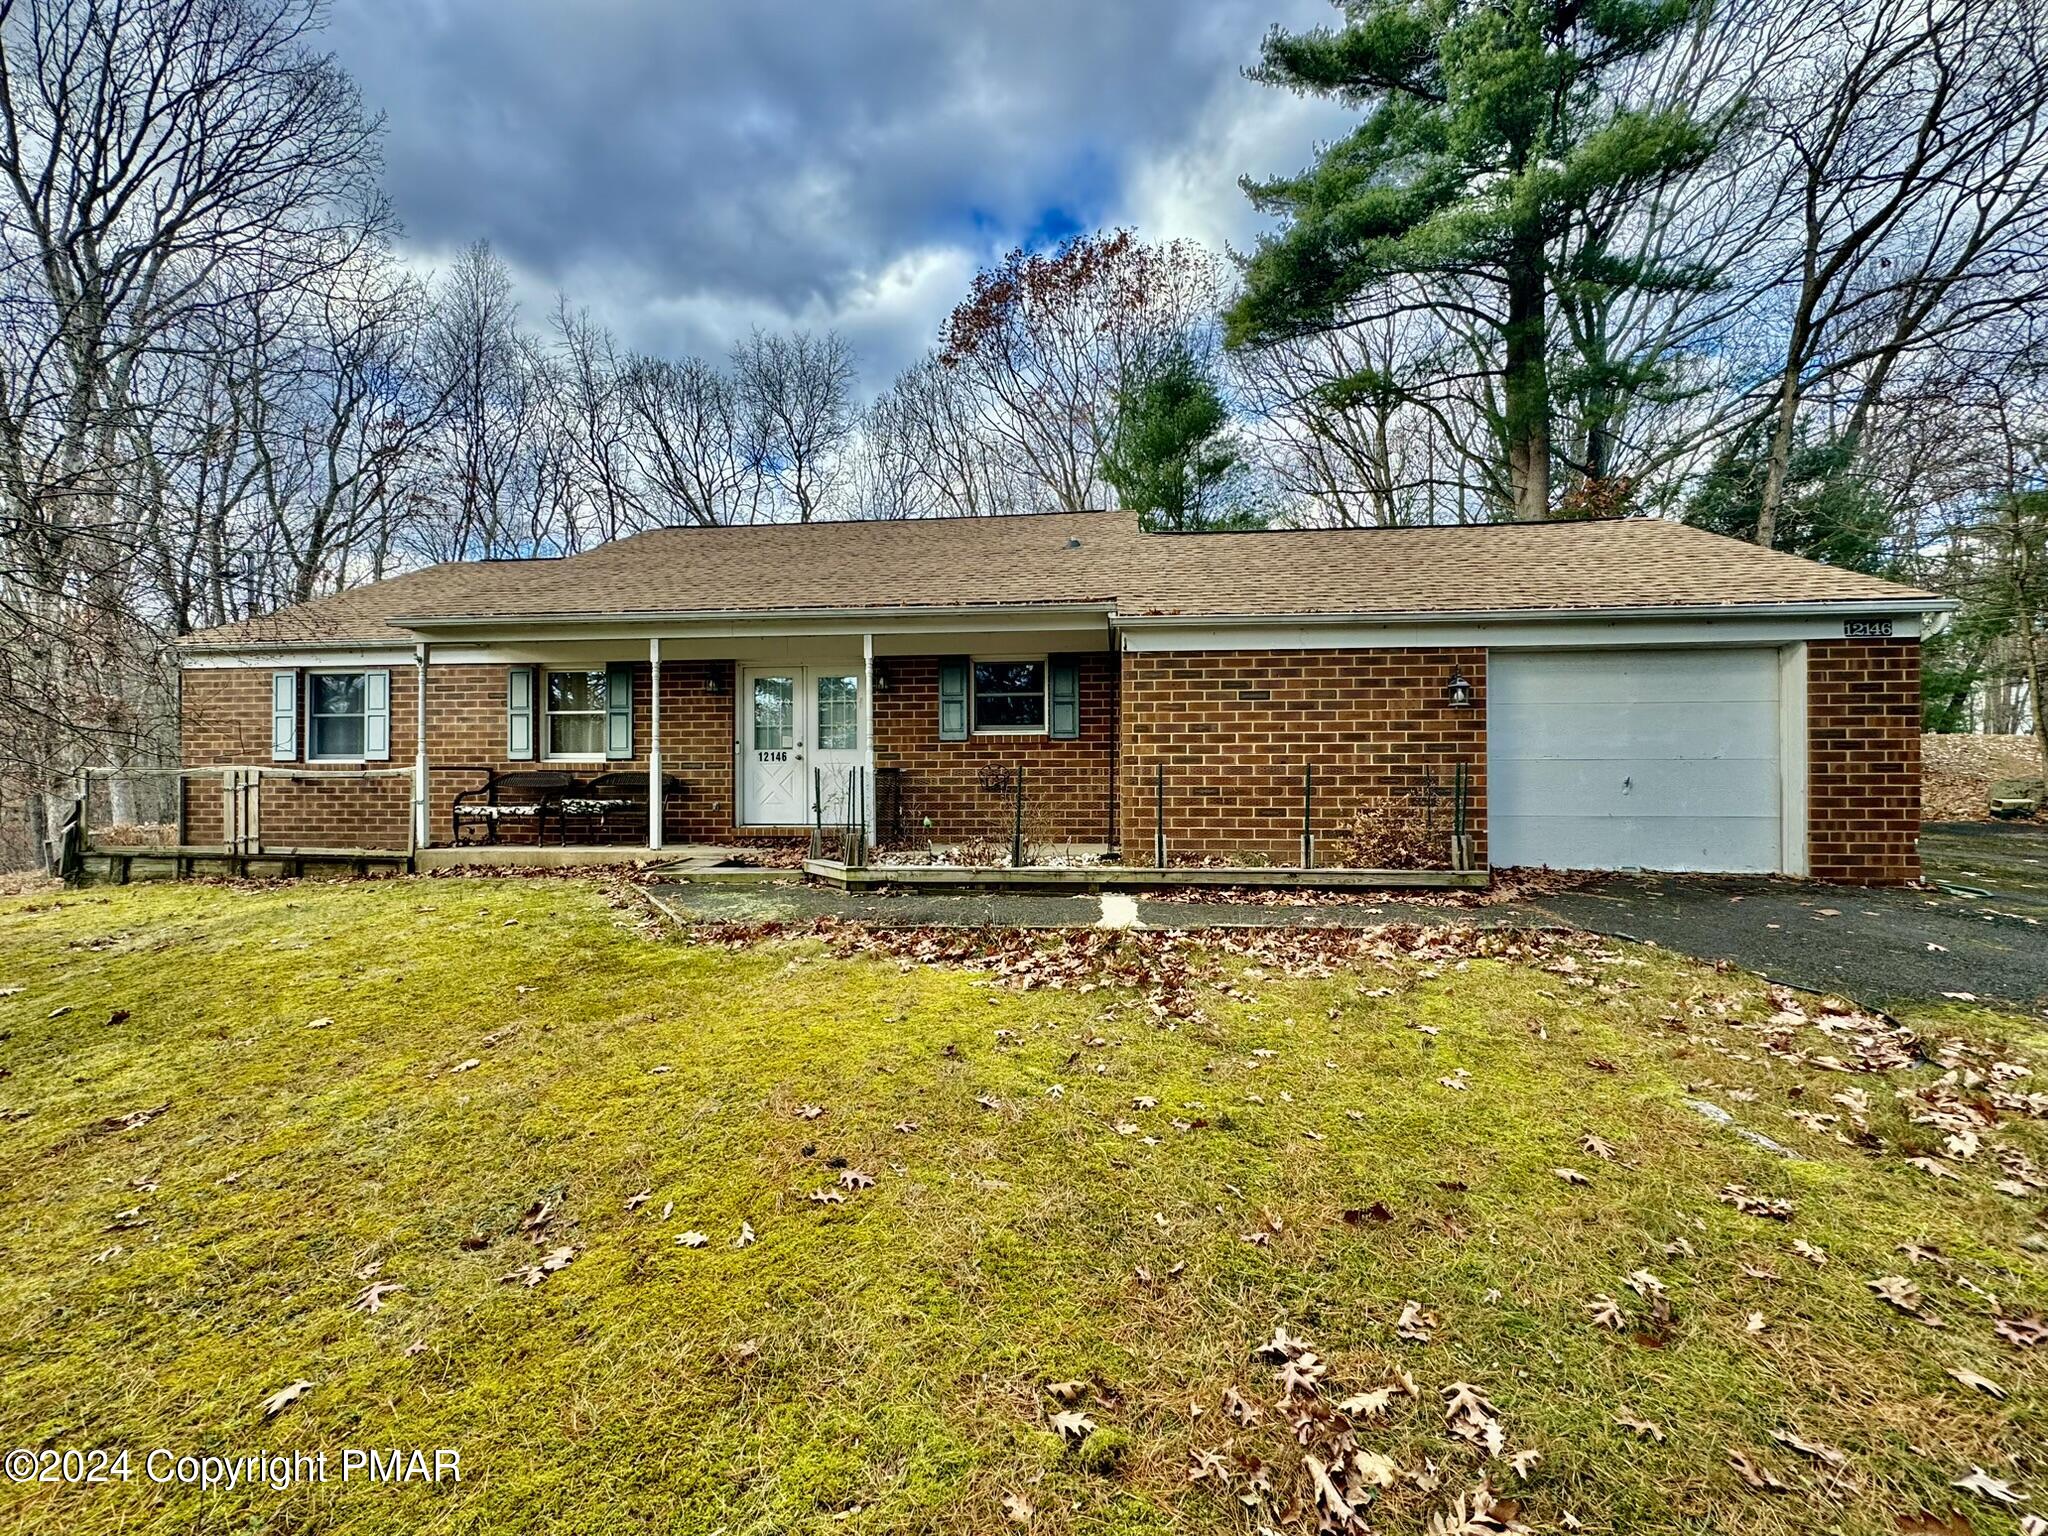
[1807,639,1921,883]
[176,636,1926,882]
[871,654,1118,848]
[1118,647,1487,866]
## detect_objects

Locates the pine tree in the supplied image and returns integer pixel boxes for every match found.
[1102,348,1265,532]
[1227,0,1723,518]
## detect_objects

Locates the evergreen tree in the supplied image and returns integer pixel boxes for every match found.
[1102,347,1265,532]
[1682,428,1892,575]
[1227,0,1724,518]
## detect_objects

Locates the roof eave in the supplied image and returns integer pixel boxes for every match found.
[1112,596,1958,626]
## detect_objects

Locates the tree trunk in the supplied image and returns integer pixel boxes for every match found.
[1502,254,1551,518]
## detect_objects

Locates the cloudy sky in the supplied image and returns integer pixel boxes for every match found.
[323,0,1350,391]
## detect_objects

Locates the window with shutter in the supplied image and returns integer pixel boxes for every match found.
[937,657,969,741]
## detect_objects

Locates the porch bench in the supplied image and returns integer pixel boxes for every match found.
[450,769,581,846]
[449,767,689,847]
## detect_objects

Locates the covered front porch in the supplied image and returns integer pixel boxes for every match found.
[395,604,1119,857]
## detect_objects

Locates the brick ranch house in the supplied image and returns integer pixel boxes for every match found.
[177,512,1951,882]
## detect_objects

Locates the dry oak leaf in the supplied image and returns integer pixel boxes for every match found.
[1745,1311,1769,1334]
[1615,1416,1665,1443]
[1994,1313,2047,1348]
[349,1281,405,1315]
[1718,1185,1794,1220]
[1945,1366,2005,1399]
[1043,1379,1090,1403]
[1398,1299,1440,1341]
[733,1221,756,1248]
[1868,1274,1924,1313]
[1791,1239,1829,1268]
[1509,1449,1541,1478]
[1443,1382,1506,1456]
[1050,1408,1096,1443]
[808,1188,846,1206]
[1220,1385,1262,1426]
[1553,1167,1591,1186]
[501,1245,578,1287]
[1952,1468,2022,1507]
[260,1380,313,1417]
[677,1232,708,1248]
[1728,1451,1790,1493]
[1906,1156,1962,1181]
[1001,1491,1034,1524]
[1770,1429,1846,1467]
[1337,1386,1396,1420]
[837,1169,876,1192]
[1586,1294,1626,1331]
[1581,1133,1620,1160]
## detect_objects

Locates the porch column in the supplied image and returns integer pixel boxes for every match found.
[861,632,877,848]
[412,642,430,850]
[648,636,664,851]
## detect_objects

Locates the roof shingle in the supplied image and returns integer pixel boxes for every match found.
[182,512,1945,648]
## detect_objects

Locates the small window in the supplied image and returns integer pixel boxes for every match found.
[752,675,794,751]
[973,659,1046,733]
[817,674,859,751]
[545,670,608,759]
[308,672,368,760]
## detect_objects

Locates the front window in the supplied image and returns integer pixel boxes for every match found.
[816,674,859,750]
[308,672,367,760]
[546,670,608,758]
[973,659,1046,733]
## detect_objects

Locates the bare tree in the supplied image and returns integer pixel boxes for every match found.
[732,328,854,522]
[618,352,761,525]
[0,0,385,856]
[1744,0,2048,548]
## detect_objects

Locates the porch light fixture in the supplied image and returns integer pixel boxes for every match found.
[1444,668,1474,709]
[705,669,729,695]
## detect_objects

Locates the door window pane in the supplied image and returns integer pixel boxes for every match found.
[753,676,794,750]
[973,660,1046,731]
[545,670,607,757]
[816,675,858,750]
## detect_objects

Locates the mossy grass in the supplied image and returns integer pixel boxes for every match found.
[0,879,2040,1534]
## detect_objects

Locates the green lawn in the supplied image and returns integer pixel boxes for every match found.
[0,877,2042,1535]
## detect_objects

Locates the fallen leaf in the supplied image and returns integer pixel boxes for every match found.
[1728,1451,1790,1493]
[1771,1429,1845,1467]
[1553,1167,1591,1186]
[1050,1408,1096,1442]
[1044,1380,1090,1403]
[260,1380,313,1417]
[1001,1491,1034,1524]
[1944,1366,2005,1399]
[1397,1299,1438,1342]
[1952,1468,2021,1507]
[349,1281,405,1315]
[1615,1416,1665,1443]
[733,1221,756,1248]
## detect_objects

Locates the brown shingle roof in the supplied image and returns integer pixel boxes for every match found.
[181,512,1945,648]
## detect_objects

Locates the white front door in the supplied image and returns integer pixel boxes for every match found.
[1487,648,1786,873]
[740,666,866,828]
[742,670,805,825]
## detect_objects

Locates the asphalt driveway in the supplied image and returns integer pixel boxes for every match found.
[650,821,2048,1016]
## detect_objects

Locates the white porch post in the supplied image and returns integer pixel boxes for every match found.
[412,642,430,850]
[861,632,877,848]
[648,635,664,852]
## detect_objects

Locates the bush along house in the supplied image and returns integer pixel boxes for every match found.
[170,512,1950,882]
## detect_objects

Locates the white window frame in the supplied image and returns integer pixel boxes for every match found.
[814,671,862,752]
[306,669,371,763]
[971,656,1049,736]
[542,667,609,763]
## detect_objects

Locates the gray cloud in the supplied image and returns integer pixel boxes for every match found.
[326,0,1348,385]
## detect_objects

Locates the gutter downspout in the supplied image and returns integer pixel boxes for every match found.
[412,642,430,851]
[648,636,664,852]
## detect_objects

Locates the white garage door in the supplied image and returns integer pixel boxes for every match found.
[1488,649,1785,873]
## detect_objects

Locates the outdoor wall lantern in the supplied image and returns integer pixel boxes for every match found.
[705,669,729,695]
[872,664,890,692]
[1444,668,1475,709]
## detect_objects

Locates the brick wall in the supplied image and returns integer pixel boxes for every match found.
[181,668,417,849]
[1807,639,1921,883]
[871,654,1118,847]
[180,660,743,849]
[1118,648,1487,866]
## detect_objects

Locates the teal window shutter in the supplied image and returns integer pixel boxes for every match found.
[937,657,968,741]
[270,671,298,761]
[507,667,535,760]
[605,663,634,759]
[364,670,392,760]
[1049,656,1080,740]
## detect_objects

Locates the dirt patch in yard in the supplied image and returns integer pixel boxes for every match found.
[1923,731,2044,822]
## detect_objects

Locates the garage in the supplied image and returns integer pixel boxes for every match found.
[1487,648,1794,873]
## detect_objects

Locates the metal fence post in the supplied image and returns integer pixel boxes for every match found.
[1153,762,1165,869]
[1301,762,1314,870]
[1011,765,1025,868]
